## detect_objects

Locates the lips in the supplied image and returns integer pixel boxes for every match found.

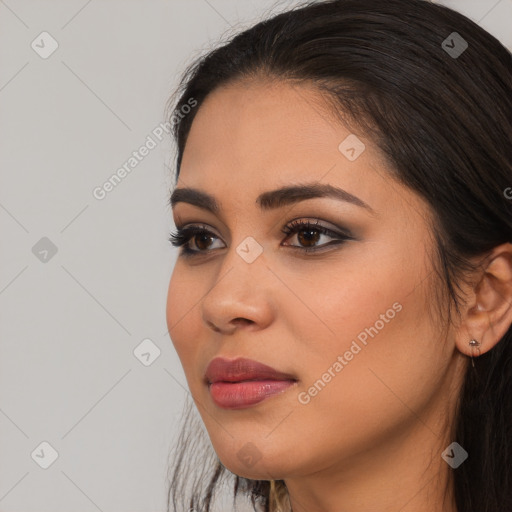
[204,357,298,409]
[205,357,296,384]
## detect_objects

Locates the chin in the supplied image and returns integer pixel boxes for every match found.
[213,442,293,481]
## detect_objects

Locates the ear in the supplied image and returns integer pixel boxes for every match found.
[454,242,512,358]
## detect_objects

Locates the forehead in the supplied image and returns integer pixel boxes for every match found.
[176,79,426,221]
[181,79,359,173]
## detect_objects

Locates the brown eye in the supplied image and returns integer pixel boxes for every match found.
[168,225,224,256]
[296,228,321,247]
[194,233,215,251]
[281,219,353,252]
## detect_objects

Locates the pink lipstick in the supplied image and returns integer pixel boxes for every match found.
[204,357,297,409]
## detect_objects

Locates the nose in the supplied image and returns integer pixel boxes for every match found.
[201,251,275,335]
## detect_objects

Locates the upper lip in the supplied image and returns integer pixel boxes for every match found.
[205,357,297,384]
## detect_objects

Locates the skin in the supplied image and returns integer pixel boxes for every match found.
[166,79,512,512]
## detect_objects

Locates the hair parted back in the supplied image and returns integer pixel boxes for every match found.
[165,1,512,510]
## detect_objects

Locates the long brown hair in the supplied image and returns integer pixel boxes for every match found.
[165,1,512,510]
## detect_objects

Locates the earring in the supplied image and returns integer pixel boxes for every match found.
[469,339,481,368]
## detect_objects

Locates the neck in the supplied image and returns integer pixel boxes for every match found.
[285,425,457,512]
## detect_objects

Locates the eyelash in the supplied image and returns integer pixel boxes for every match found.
[168,219,353,257]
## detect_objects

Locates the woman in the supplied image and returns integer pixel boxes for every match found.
[164,0,512,510]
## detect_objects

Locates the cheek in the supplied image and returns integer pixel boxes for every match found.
[166,267,202,371]
[297,267,438,413]
[289,241,438,411]
[282,247,409,362]
[305,234,430,356]
[270,280,441,476]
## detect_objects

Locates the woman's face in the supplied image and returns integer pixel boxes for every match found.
[166,80,463,483]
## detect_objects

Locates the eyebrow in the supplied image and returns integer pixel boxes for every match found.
[170,182,376,215]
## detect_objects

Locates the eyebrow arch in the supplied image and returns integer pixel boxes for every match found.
[170,182,376,215]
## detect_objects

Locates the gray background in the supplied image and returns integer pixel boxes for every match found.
[1,1,511,511]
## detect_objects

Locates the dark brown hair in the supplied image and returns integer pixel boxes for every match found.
[165,0,512,510]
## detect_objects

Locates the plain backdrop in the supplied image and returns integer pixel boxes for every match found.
[1,1,511,511]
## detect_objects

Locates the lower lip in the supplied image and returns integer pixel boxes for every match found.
[208,380,296,409]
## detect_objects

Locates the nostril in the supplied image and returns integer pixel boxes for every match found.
[232,318,252,326]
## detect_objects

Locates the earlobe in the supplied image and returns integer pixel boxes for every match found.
[455,243,512,359]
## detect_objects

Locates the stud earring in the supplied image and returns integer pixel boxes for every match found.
[469,339,481,368]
